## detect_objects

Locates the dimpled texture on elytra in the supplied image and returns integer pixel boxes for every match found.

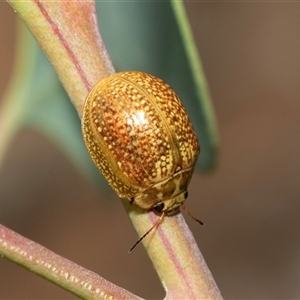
[82,71,200,199]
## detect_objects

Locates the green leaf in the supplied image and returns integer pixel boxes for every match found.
[96,0,219,170]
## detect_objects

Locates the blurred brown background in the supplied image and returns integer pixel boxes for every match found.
[1,3,300,299]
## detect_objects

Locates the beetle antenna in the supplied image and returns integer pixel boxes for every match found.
[181,204,205,226]
[128,213,165,253]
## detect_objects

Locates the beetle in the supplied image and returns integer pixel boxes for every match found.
[82,71,202,250]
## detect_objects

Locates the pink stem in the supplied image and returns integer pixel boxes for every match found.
[0,224,143,300]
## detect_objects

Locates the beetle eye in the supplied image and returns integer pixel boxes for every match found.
[184,191,188,199]
[153,202,165,213]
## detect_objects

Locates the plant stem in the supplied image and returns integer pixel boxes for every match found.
[124,200,222,299]
[8,0,115,117]
[0,224,143,300]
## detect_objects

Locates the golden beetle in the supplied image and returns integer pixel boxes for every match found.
[82,71,200,216]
